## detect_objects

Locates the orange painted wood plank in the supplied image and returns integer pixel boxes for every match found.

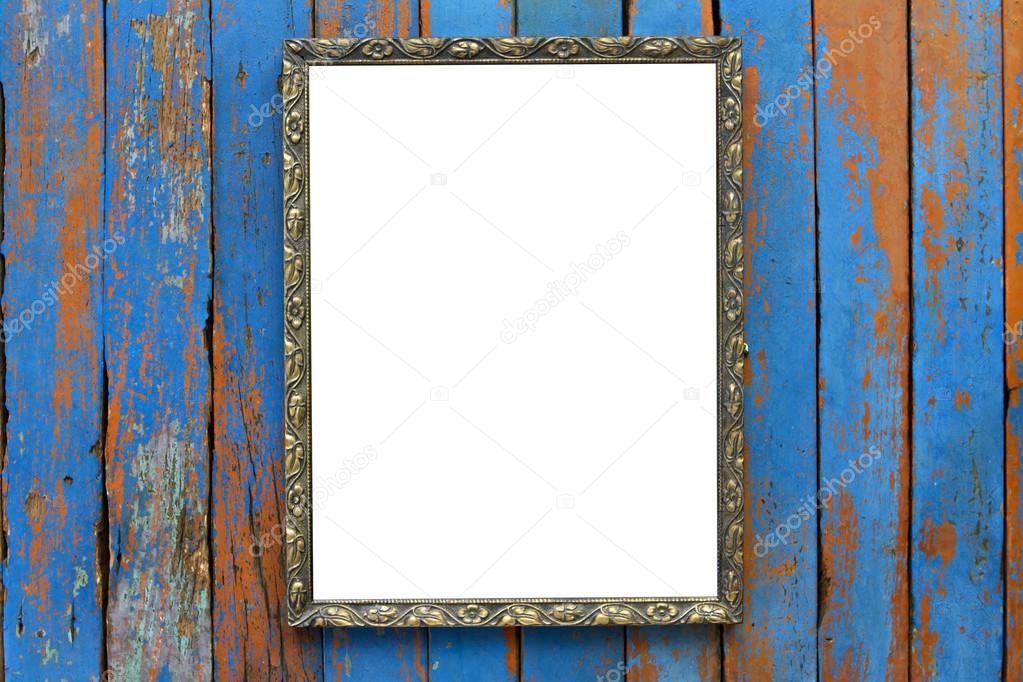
[1006,0,1023,389]
[813,2,911,679]
[718,0,818,678]
[1005,0,1023,674]
[210,0,323,679]
[104,1,214,677]
[0,0,106,677]
[910,0,1004,678]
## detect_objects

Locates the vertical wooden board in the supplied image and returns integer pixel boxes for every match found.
[325,628,428,681]
[1006,0,1023,388]
[623,2,720,679]
[1009,388,1023,676]
[0,1,105,677]
[521,627,624,682]
[517,0,619,37]
[104,0,213,678]
[628,0,713,36]
[910,0,1003,678]
[422,0,511,37]
[1006,0,1023,674]
[627,625,719,682]
[513,3,626,680]
[314,2,426,678]
[316,0,418,40]
[717,0,818,679]
[814,2,910,680]
[210,1,323,680]
[416,3,519,679]
[429,628,518,682]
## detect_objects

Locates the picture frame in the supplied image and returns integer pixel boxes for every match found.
[282,35,744,627]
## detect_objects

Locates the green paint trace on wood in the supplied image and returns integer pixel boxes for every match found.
[104,2,214,678]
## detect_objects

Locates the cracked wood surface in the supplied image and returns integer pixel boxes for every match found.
[0,0,1020,680]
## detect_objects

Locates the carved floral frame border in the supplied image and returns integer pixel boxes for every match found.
[282,36,744,627]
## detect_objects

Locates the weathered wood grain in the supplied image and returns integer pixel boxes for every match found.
[910,0,1004,678]
[0,1,106,678]
[1010,388,1023,677]
[717,0,818,679]
[813,2,910,680]
[325,628,428,682]
[210,1,323,679]
[104,1,213,678]
[515,2,627,679]
[316,0,418,41]
[627,0,713,35]
[422,0,512,37]
[1006,0,1023,674]
[314,1,425,678]
[622,2,722,680]
[517,0,620,37]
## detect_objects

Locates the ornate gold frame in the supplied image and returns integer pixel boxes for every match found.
[283,36,744,627]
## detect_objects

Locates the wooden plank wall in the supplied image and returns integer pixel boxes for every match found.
[0,0,1020,680]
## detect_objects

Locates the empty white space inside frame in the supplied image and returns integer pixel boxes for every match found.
[309,62,718,601]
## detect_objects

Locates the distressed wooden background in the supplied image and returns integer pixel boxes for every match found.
[0,0,1019,679]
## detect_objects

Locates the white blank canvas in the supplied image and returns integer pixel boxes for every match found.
[308,62,719,601]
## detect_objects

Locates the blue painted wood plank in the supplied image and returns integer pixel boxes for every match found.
[622,2,720,679]
[628,0,713,36]
[314,2,426,678]
[521,627,624,682]
[0,1,106,678]
[422,0,512,37]
[512,4,626,680]
[517,0,620,37]
[814,2,910,679]
[717,0,818,679]
[910,0,1004,678]
[104,0,213,678]
[430,628,518,682]
[325,628,428,682]
[210,0,322,679]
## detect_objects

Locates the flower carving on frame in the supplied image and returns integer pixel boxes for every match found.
[647,602,679,622]
[457,604,489,624]
[723,97,740,131]
[551,603,582,623]
[724,287,742,321]
[724,478,741,512]
[286,111,304,144]
[548,39,580,59]
[362,40,393,60]
[288,295,305,329]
